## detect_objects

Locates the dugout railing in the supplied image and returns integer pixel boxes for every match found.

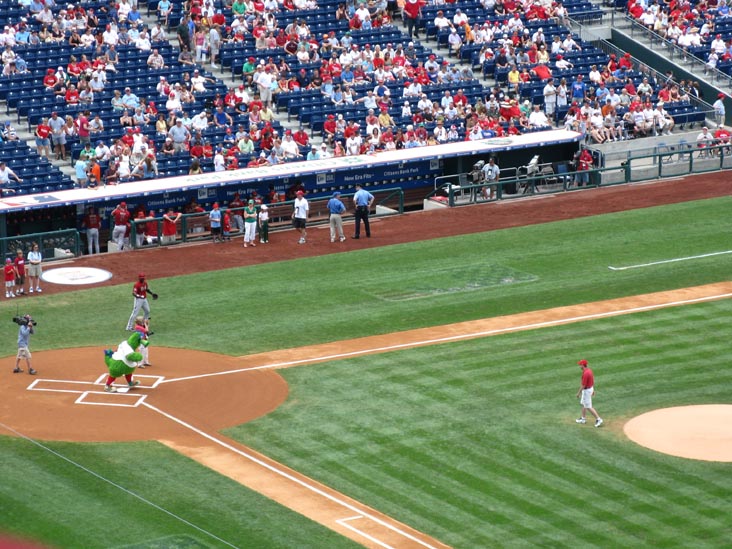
[1,229,80,263]
[429,142,732,206]
[129,188,405,249]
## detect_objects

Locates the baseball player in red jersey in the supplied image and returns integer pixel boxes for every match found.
[83,206,101,254]
[126,273,152,331]
[576,359,603,427]
[111,201,131,251]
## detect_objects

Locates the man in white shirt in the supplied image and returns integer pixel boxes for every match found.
[346,133,362,156]
[434,11,451,30]
[147,49,166,69]
[191,111,210,132]
[529,104,549,127]
[213,147,225,171]
[281,132,301,159]
[543,78,557,116]
[95,141,112,161]
[453,9,468,26]
[191,70,213,94]
[417,93,432,112]
[562,33,581,52]
[135,31,152,51]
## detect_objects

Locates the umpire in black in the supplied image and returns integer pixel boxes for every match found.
[352,183,375,239]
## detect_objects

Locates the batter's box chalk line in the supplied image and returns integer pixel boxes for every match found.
[75,391,148,408]
[92,373,165,389]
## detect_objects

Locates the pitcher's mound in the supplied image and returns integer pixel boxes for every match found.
[624,405,732,462]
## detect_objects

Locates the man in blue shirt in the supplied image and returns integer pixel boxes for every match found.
[352,183,374,239]
[571,75,587,102]
[327,191,347,242]
[14,315,37,375]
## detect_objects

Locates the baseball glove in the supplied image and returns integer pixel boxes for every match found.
[150,292,159,300]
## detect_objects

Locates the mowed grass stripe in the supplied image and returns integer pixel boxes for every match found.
[230,298,732,548]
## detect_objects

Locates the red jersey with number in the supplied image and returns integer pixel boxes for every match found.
[85,212,101,229]
[14,257,25,276]
[581,368,594,389]
[112,207,131,226]
[36,124,51,139]
[133,280,149,299]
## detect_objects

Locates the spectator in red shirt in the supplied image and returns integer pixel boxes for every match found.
[35,118,52,158]
[575,359,603,427]
[43,68,57,89]
[65,84,80,104]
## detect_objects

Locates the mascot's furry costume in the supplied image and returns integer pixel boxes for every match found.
[103,331,149,393]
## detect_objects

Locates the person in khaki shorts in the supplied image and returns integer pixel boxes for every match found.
[27,242,43,293]
[13,314,37,375]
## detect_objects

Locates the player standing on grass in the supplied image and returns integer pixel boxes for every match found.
[126,273,154,331]
[576,359,603,427]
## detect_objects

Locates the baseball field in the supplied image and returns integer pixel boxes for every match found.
[1,185,731,548]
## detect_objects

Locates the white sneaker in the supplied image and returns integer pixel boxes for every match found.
[330,238,335,243]
[211,63,218,68]
[595,418,604,428]
[29,287,33,293]
[575,418,586,424]
[36,287,41,293]
[339,236,346,242]
[9,292,15,298]
[298,238,305,244]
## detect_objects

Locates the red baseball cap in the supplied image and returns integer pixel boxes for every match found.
[296,190,304,195]
[577,359,588,366]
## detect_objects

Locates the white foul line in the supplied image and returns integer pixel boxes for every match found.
[336,516,396,549]
[162,291,732,384]
[608,250,732,271]
[142,401,440,549]
[0,421,240,549]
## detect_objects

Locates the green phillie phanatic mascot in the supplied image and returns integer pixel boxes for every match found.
[103,331,149,393]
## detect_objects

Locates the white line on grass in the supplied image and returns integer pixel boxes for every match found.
[163,291,732,384]
[0,421,240,549]
[143,402,441,549]
[608,250,732,271]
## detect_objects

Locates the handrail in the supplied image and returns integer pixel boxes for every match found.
[425,142,732,207]
[129,187,405,247]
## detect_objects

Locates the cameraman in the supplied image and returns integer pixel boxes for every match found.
[13,315,37,375]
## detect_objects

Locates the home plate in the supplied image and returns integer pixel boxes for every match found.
[116,387,130,393]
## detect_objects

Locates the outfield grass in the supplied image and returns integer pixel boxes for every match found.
[1,196,731,547]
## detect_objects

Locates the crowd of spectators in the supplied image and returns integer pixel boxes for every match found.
[0,0,723,192]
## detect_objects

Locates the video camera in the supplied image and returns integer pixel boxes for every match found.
[13,315,37,327]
